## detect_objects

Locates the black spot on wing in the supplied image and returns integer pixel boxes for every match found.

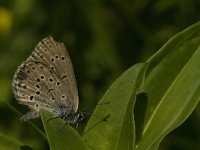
[16,67,28,80]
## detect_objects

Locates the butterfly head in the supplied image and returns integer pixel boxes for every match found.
[60,110,88,124]
[76,111,88,122]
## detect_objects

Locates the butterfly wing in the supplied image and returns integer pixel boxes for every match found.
[32,36,79,112]
[12,36,79,121]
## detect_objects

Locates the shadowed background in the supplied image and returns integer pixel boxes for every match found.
[0,0,200,149]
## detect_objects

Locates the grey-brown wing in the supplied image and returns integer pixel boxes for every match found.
[12,60,65,121]
[31,36,79,112]
[12,36,79,120]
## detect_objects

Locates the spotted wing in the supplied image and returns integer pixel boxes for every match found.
[12,36,79,121]
[31,36,79,111]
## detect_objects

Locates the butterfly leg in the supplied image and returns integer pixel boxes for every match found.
[97,101,111,105]
[76,123,78,129]
[58,122,69,131]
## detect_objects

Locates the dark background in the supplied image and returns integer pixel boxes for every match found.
[0,0,200,149]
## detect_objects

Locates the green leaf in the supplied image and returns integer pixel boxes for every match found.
[83,63,148,150]
[0,133,31,150]
[136,22,200,149]
[40,110,89,150]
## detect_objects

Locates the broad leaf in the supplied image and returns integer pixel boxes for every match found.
[40,110,89,150]
[0,133,31,150]
[136,22,200,149]
[83,63,148,150]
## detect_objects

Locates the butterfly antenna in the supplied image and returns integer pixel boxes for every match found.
[87,113,110,122]
[82,114,111,136]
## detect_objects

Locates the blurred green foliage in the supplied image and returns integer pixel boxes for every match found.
[0,0,200,149]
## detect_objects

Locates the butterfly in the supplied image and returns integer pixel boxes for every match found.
[12,36,86,124]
